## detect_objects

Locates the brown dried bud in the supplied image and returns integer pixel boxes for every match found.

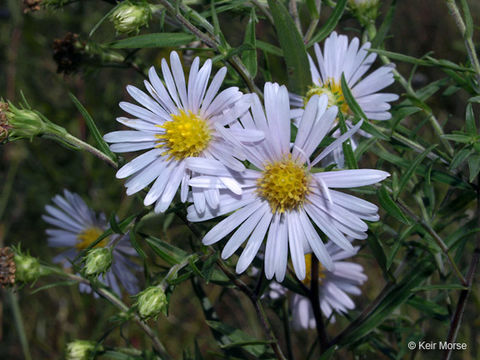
[0,247,16,287]
[53,33,84,75]
[0,102,10,141]
[23,0,42,13]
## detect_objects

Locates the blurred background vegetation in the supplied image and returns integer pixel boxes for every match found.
[1,0,480,359]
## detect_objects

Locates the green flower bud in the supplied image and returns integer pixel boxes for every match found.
[135,286,167,319]
[110,1,152,35]
[349,0,380,25]
[66,340,101,360]
[0,101,67,142]
[14,252,42,283]
[83,248,112,276]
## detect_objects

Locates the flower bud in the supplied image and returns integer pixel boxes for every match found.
[110,1,152,35]
[14,252,42,283]
[135,286,167,319]
[0,101,67,142]
[66,340,101,360]
[349,0,380,25]
[83,248,112,276]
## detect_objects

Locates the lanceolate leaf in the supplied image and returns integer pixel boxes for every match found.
[307,0,348,46]
[242,9,257,78]
[377,185,410,224]
[109,33,196,49]
[69,92,116,162]
[268,0,310,94]
[145,236,188,265]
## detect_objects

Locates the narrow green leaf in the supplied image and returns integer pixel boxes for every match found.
[307,0,348,46]
[341,73,367,120]
[377,185,410,224]
[109,33,196,49]
[256,40,283,56]
[366,234,388,276]
[407,296,448,318]
[109,213,124,234]
[361,121,390,140]
[268,0,310,94]
[242,9,257,78]
[69,93,116,161]
[319,346,337,360]
[468,154,480,182]
[449,147,473,170]
[338,112,358,169]
[460,0,473,38]
[306,0,320,19]
[412,283,468,292]
[465,103,476,134]
[371,0,396,48]
[145,236,188,265]
[441,134,472,143]
[397,145,437,197]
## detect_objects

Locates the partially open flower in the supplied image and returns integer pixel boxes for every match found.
[66,340,101,360]
[14,251,42,283]
[110,1,152,35]
[83,248,113,276]
[135,286,167,319]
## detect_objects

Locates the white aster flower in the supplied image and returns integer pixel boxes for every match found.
[187,82,389,281]
[43,190,140,295]
[291,32,398,123]
[104,51,258,213]
[291,243,367,329]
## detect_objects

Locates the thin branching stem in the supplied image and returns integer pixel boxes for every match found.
[445,0,480,86]
[7,290,32,360]
[157,0,263,98]
[216,260,288,360]
[62,133,118,168]
[309,256,329,353]
[52,271,172,359]
[443,178,480,359]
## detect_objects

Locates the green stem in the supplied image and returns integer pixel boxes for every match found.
[50,270,172,359]
[0,155,20,221]
[62,133,118,168]
[445,0,480,86]
[7,290,32,360]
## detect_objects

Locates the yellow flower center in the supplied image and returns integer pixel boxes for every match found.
[155,110,211,160]
[76,227,107,250]
[302,253,326,285]
[257,156,311,213]
[304,78,349,114]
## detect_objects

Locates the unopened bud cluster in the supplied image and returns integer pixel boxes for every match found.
[349,0,380,25]
[135,286,167,319]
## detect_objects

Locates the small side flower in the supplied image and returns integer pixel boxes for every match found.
[83,248,113,277]
[110,1,153,35]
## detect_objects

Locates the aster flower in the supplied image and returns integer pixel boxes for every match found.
[187,82,389,281]
[43,190,140,295]
[291,243,367,329]
[104,51,258,214]
[291,32,398,122]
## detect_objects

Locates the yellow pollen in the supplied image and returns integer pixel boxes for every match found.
[257,156,311,213]
[155,110,211,160]
[76,227,107,250]
[304,78,349,114]
[302,253,326,285]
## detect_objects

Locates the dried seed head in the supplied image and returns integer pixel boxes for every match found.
[0,247,16,287]
[53,33,84,75]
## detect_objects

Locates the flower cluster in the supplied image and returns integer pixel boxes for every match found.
[45,32,396,326]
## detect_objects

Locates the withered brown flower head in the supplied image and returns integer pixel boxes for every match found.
[0,247,16,287]
[23,0,42,13]
[52,33,84,75]
[0,102,10,142]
